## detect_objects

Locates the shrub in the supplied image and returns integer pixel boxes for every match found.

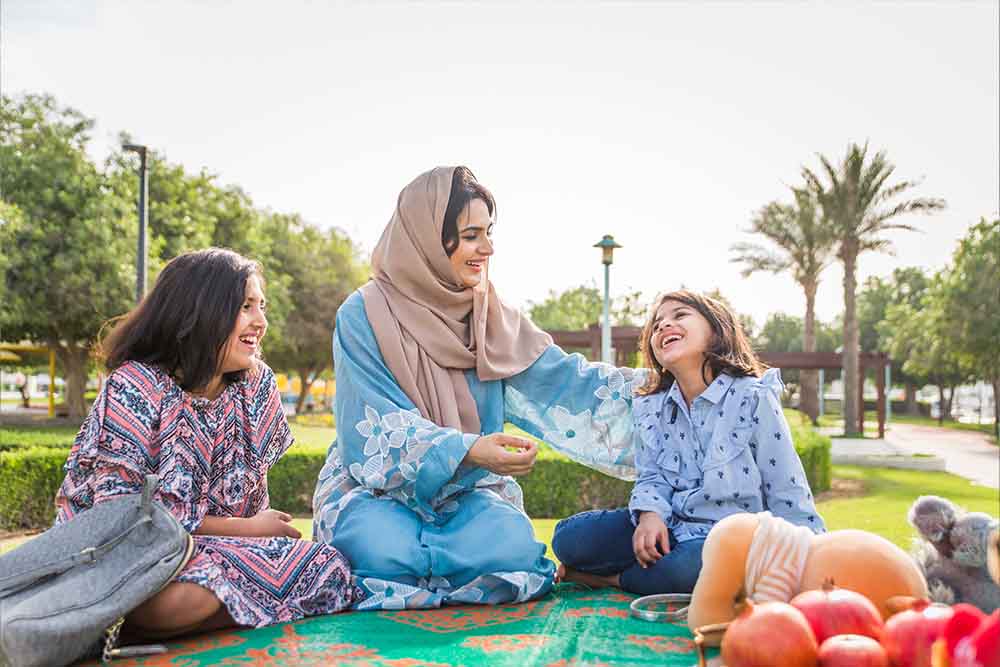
[0,412,831,529]
[0,447,66,531]
[785,409,832,493]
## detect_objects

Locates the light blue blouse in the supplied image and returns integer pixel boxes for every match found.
[628,370,826,542]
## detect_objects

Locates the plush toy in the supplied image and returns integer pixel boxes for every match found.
[909,495,1000,613]
[687,512,928,644]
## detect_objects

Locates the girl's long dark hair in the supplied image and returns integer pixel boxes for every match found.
[100,248,262,391]
[638,289,765,396]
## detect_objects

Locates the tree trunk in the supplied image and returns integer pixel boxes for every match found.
[56,342,90,421]
[842,248,861,436]
[992,376,999,440]
[295,367,317,415]
[943,385,957,421]
[799,282,819,424]
[937,384,946,425]
[904,383,919,415]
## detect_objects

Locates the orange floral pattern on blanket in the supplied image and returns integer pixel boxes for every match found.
[626,635,696,653]
[577,593,633,603]
[462,634,553,653]
[383,598,558,633]
[564,606,629,619]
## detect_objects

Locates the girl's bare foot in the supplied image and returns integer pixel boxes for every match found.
[557,563,620,589]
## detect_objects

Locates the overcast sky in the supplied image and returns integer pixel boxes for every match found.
[5,1,998,327]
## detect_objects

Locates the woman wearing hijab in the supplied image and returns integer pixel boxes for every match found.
[312,167,646,609]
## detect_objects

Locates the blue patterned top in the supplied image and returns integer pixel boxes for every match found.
[628,369,825,542]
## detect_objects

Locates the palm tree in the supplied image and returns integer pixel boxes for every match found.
[803,142,945,435]
[731,187,837,423]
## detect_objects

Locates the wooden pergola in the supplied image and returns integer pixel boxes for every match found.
[547,325,890,438]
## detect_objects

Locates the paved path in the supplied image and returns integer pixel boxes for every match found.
[884,423,999,489]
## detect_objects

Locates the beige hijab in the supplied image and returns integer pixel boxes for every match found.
[360,167,552,434]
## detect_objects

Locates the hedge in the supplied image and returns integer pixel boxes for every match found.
[0,412,831,531]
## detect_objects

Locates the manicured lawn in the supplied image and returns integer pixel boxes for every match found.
[0,423,79,448]
[816,465,999,548]
[288,422,335,453]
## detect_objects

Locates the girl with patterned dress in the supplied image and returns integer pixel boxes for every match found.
[553,290,825,595]
[56,248,358,638]
[312,166,648,610]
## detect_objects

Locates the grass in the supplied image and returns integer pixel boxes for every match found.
[288,423,335,453]
[817,465,999,548]
[0,423,79,450]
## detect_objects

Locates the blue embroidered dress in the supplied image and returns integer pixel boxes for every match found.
[312,291,646,610]
[629,369,826,541]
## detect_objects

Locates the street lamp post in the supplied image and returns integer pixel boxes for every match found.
[122,144,149,303]
[593,235,622,364]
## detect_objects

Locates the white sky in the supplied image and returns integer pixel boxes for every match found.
[5,1,998,327]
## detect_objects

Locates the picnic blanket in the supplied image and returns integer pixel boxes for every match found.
[85,585,717,666]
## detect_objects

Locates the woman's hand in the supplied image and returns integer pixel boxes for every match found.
[633,512,670,568]
[246,509,302,539]
[466,433,538,476]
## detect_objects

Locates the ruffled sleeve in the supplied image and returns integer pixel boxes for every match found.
[56,362,164,522]
[747,369,825,533]
[246,362,294,471]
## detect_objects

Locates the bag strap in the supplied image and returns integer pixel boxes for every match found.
[0,475,160,599]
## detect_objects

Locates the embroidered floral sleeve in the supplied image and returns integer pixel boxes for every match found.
[503,346,648,480]
[750,369,826,533]
[330,294,479,523]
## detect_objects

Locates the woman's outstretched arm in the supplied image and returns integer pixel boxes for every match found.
[504,346,649,480]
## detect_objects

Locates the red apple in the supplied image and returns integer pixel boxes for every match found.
[883,600,954,667]
[819,634,889,667]
[722,598,819,667]
[792,580,886,644]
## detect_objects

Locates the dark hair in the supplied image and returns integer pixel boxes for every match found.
[441,166,496,257]
[638,289,765,396]
[100,248,263,392]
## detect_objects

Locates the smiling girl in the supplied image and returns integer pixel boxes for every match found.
[55,248,358,638]
[553,290,825,595]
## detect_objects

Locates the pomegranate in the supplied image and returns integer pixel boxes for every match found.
[818,634,889,667]
[883,599,954,667]
[939,604,988,660]
[792,579,886,644]
[722,598,819,667]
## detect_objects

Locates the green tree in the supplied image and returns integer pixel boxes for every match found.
[937,218,1000,437]
[731,188,838,423]
[857,267,930,414]
[262,214,368,414]
[803,142,945,435]
[0,94,136,419]
[527,284,647,331]
[880,278,971,424]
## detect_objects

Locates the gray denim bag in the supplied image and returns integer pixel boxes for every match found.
[0,475,194,667]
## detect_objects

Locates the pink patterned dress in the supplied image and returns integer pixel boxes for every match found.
[56,360,359,627]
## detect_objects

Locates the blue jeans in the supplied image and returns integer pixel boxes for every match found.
[552,509,705,596]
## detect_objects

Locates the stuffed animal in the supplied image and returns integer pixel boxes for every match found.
[909,495,1000,613]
